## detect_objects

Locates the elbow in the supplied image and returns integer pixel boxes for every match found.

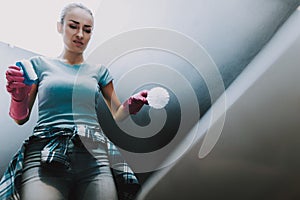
[16,122,24,125]
[14,119,28,126]
[13,116,30,125]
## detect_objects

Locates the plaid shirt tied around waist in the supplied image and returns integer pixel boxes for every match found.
[0,125,140,200]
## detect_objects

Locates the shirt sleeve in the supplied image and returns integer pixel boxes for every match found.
[98,64,113,87]
[29,56,42,84]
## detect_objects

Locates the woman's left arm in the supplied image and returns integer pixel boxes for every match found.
[100,82,148,122]
[101,81,129,121]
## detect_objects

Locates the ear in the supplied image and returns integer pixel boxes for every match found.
[57,21,63,34]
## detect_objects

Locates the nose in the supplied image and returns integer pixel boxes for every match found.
[76,28,84,39]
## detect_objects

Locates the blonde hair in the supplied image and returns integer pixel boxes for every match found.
[59,2,93,24]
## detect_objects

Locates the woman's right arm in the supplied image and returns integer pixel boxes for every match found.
[6,65,38,125]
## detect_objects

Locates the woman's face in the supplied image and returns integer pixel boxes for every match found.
[58,7,93,54]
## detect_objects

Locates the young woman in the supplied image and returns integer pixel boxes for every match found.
[1,2,147,200]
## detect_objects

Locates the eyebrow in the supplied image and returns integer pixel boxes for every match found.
[69,20,92,28]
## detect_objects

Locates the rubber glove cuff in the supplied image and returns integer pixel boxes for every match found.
[9,96,29,120]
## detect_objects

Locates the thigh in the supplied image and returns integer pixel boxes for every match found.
[21,138,71,200]
[72,166,118,200]
[69,137,118,200]
[21,167,70,200]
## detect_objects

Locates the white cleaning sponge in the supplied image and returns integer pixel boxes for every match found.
[147,87,170,109]
[16,59,38,85]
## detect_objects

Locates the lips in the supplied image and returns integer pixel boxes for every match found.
[73,40,84,47]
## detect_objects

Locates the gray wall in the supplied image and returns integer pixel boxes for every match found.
[88,0,299,88]
[86,0,300,181]
[138,6,300,200]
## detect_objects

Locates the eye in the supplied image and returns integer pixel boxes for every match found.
[69,24,78,29]
[84,29,92,34]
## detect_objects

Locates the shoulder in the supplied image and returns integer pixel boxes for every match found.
[98,63,108,72]
[28,56,57,74]
[29,55,42,64]
[92,63,109,75]
[95,64,113,86]
[29,55,54,66]
[84,62,111,77]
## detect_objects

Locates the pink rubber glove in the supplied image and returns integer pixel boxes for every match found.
[6,65,32,120]
[123,90,148,114]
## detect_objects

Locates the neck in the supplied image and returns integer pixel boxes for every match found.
[58,50,84,65]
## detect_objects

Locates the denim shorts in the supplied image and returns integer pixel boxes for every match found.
[21,135,118,200]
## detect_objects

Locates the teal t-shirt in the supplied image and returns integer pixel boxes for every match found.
[30,56,113,128]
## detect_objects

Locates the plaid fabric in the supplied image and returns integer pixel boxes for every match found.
[106,140,141,200]
[0,140,27,200]
[0,125,140,200]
